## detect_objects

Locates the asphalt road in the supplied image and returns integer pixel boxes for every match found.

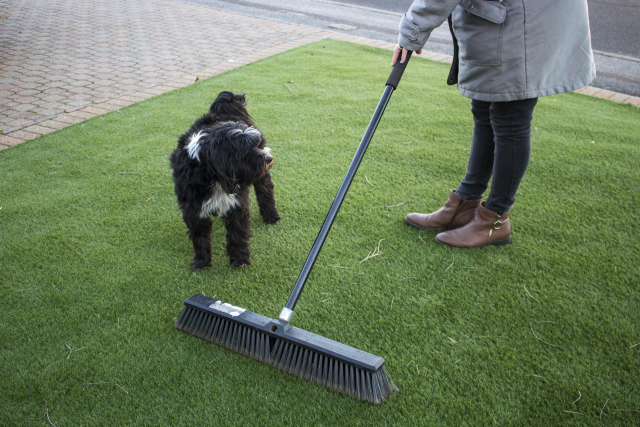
[338,0,640,59]
[588,0,640,58]
[176,0,640,96]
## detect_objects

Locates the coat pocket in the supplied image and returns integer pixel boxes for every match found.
[399,14,420,43]
[453,0,507,67]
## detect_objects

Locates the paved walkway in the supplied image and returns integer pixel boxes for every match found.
[0,0,638,150]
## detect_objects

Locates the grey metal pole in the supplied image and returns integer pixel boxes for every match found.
[279,51,413,324]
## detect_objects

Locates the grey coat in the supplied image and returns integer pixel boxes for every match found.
[398,0,596,101]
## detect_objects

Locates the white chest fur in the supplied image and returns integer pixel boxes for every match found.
[199,183,239,218]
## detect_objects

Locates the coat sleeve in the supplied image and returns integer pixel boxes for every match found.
[398,0,462,51]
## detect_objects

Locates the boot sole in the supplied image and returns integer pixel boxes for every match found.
[434,236,511,248]
[404,217,461,231]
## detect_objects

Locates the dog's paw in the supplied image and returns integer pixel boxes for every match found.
[263,213,281,224]
[190,259,212,270]
[230,259,251,269]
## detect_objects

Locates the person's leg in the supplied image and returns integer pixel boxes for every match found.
[405,99,490,231]
[455,99,495,201]
[484,97,538,214]
[435,97,538,248]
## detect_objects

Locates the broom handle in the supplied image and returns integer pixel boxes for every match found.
[279,51,413,323]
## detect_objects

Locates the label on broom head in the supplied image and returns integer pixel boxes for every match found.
[209,301,246,317]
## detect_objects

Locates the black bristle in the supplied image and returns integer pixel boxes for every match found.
[201,313,213,338]
[176,306,190,327]
[175,300,397,404]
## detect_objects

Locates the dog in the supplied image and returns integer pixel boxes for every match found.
[170,91,280,270]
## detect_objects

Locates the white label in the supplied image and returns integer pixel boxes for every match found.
[209,301,246,317]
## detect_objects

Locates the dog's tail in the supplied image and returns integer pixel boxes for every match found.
[210,91,252,121]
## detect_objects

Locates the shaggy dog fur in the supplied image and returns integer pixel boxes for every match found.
[170,91,280,270]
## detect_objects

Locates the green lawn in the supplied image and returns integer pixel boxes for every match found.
[1,39,639,426]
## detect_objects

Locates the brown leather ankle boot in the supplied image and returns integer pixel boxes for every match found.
[434,202,511,248]
[405,190,481,231]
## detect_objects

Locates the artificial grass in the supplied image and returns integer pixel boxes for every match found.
[1,39,639,426]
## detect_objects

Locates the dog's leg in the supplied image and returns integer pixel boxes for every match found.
[184,213,213,270]
[254,172,281,224]
[222,190,252,268]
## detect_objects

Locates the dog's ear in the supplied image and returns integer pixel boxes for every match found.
[198,137,237,193]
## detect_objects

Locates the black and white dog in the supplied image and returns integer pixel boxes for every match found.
[170,91,280,270]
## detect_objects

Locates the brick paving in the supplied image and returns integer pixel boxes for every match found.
[0,0,331,148]
[0,0,637,150]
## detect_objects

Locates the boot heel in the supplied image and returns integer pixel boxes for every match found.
[491,237,511,246]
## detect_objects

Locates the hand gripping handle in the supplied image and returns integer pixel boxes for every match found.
[386,50,413,89]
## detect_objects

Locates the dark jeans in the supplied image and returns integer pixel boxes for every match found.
[455,97,538,215]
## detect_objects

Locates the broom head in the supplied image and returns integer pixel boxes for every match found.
[175,294,397,404]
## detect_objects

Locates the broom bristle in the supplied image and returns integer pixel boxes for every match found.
[176,303,397,404]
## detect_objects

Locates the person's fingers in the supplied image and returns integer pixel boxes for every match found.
[393,46,419,65]
[391,48,400,66]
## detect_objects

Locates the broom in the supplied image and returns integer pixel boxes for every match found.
[176,51,414,404]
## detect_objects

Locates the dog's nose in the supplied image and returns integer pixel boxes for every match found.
[265,155,273,164]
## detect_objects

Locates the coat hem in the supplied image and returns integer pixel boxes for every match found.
[457,74,596,102]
